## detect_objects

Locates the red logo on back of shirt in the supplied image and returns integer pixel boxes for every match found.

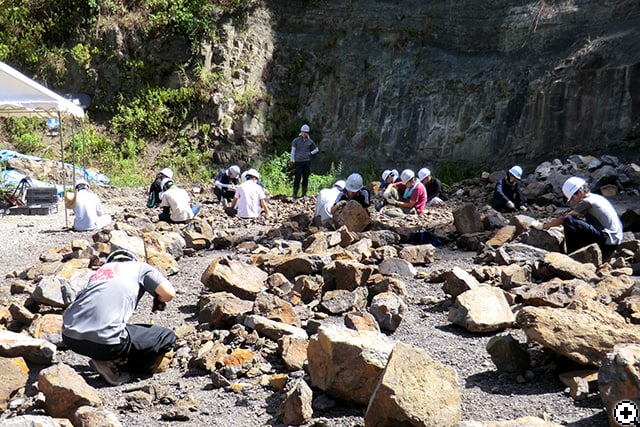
[90,264,118,282]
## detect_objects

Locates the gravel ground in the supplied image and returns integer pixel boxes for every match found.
[0,189,610,426]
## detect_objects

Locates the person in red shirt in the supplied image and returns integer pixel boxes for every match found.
[382,169,427,217]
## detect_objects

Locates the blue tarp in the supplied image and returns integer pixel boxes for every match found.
[0,149,110,197]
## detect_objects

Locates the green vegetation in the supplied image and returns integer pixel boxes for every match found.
[435,160,482,187]
[258,151,343,196]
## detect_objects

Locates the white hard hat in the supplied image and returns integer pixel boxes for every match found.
[508,165,523,180]
[400,169,415,185]
[160,168,173,179]
[75,179,89,190]
[391,169,399,179]
[334,180,346,190]
[418,167,431,181]
[245,168,260,180]
[381,169,392,181]
[562,176,586,201]
[229,165,241,178]
[345,173,363,192]
[300,124,310,132]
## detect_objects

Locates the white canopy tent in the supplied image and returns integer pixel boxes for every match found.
[0,60,85,227]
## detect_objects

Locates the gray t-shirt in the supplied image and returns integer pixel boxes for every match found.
[62,261,166,345]
[573,193,623,245]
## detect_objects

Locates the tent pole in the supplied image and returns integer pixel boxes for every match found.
[59,111,68,229]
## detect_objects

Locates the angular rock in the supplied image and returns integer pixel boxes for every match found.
[243,314,308,341]
[307,324,394,405]
[448,285,515,333]
[0,330,57,364]
[38,363,102,419]
[198,292,254,328]
[200,257,268,300]
[279,335,308,371]
[334,260,374,291]
[320,288,368,315]
[369,292,407,332]
[365,342,461,427]
[441,266,480,299]
[0,356,29,411]
[486,333,530,374]
[599,343,640,427]
[378,257,417,278]
[397,244,436,265]
[344,311,381,333]
[517,299,640,366]
[74,405,123,427]
[332,200,371,233]
[453,203,483,235]
[280,379,313,426]
[543,252,598,282]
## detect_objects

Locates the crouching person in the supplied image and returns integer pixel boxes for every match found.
[62,249,176,386]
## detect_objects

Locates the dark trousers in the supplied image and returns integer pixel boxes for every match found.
[293,161,311,197]
[213,187,235,202]
[63,324,176,373]
[563,215,615,255]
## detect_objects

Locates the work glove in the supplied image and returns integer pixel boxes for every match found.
[506,201,515,209]
[288,161,295,169]
[152,296,166,312]
[520,205,528,211]
[228,185,236,191]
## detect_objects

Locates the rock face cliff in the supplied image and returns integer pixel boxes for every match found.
[222,0,640,172]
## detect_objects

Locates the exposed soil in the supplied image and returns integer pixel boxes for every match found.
[0,186,610,426]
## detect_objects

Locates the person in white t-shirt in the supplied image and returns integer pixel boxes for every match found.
[158,178,200,223]
[231,169,270,219]
[313,179,345,226]
[72,180,112,231]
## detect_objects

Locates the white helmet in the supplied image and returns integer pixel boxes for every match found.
[508,165,523,180]
[160,167,173,179]
[418,167,431,181]
[75,179,89,191]
[381,169,392,181]
[390,169,399,179]
[562,176,586,201]
[334,180,346,190]
[345,173,363,192]
[400,169,415,185]
[300,124,310,133]
[229,165,241,178]
[245,168,260,180]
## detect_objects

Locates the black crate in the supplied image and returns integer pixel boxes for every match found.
[26,187,58,205]
[29,204,58,215]
[8,205,31,215]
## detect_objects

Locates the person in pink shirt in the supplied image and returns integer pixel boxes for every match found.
[382,169,427,217]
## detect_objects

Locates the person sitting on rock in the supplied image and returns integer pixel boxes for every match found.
[331,173,371,214]
[158,178,200,223]
[231,168,270,219]
[62,249,176,386]
[72,180,112,231]
[418,167,447,206]
[147,168,173,208]
[214,165,241,205]
[491,165,527,212]
[539,176,623,255]
[313,179,346,227]
[381,169,427,217]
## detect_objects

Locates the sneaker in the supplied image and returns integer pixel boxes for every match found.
[90,359,130,386]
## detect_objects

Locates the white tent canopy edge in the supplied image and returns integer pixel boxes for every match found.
[0,61,85,228]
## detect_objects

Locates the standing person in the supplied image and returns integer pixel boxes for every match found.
[214,165,241,205]
[231,168,270,219]
[158,178,200,223]
[331,173,371,213]
[418,167,447,206]
[382,169,427,217]
[289,124,319,198]
[313,180,346,226]
[539,176,623,255]
[147,168,173,208]
[491,165,527,212]
[62,249,176,386]
[72,180,112,231]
